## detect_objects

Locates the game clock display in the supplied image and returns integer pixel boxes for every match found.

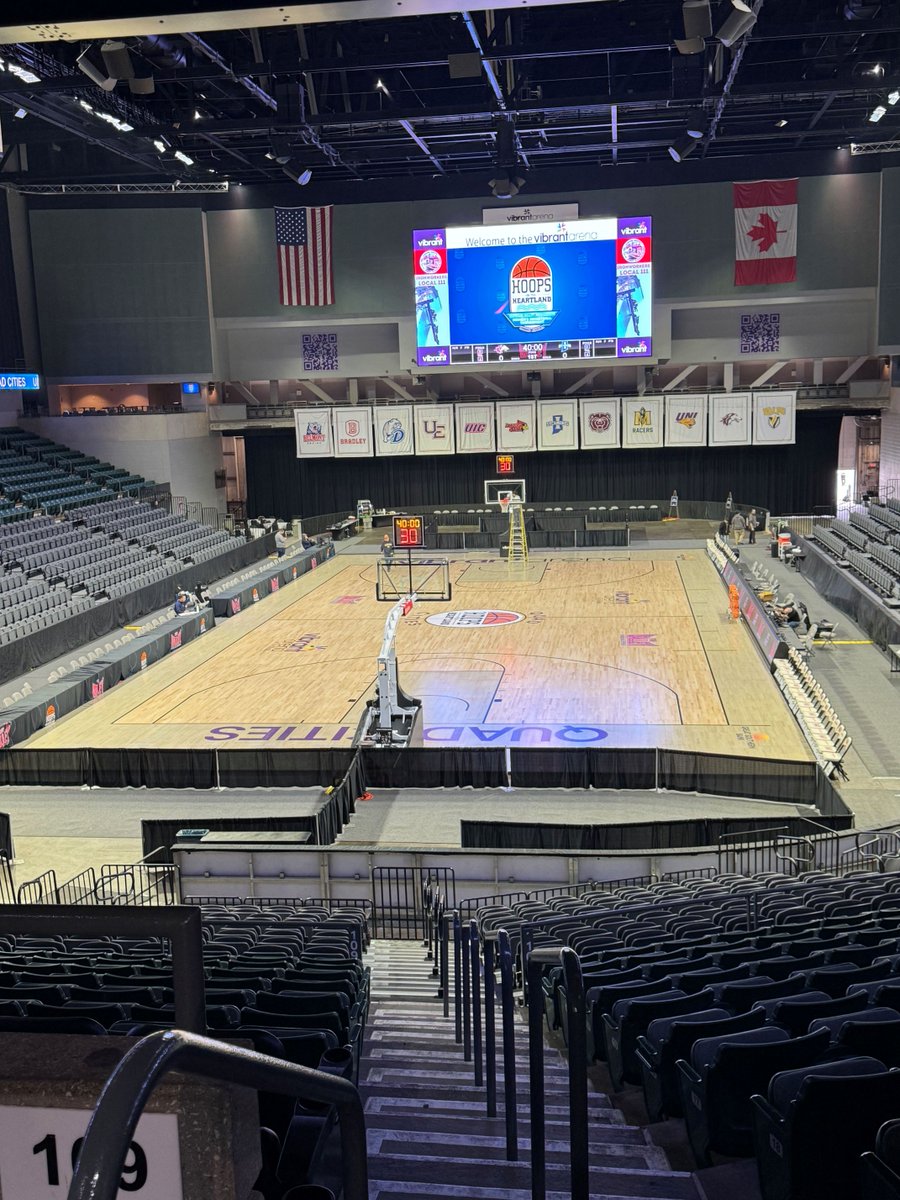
[392,515,425,548]
[412,215,652,368]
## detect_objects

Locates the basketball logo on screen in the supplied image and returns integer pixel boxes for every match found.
[506,256,558,334]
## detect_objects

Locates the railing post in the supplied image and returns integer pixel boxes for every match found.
[497,928,519,1161]
[453,912,463,1042]
[441,911,451,1016]
[561,947,589,1200]
[526,951,547,1200]
[469,919,483,1087]
[484,935,497,1117]
[461,919,471,1061]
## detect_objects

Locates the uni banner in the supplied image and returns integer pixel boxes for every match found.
[753,390,796,445]
[622,397,662,449]
[413,404,455,455]
[456,402,496,453]
[332,405,373,457]
[537,399,578,451]
[709,392,752,446]
[496,400,537,452]
[295,407,334,458]
[665,394,708,447]
[579,397,620,449]
[374,405,415,456]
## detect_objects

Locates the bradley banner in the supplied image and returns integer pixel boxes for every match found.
[332,406,373,457]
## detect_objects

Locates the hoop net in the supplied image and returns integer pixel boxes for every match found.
[499,497,511,516]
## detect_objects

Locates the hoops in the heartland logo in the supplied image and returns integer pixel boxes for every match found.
[506,255,558,334]
[426,609,524,628]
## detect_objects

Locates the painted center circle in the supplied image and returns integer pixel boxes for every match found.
[425,610,524,628]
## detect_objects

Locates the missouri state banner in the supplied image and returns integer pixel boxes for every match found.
[753,390,796,445]
[622,397,662,448]
[579,397,620,448]
[332,406,373,457]
[665,394,708,447]
[709,392,752,446]
[537,399,578,451]
[456,402,496,453]
[413,404,455,455]
[496,400,536,452]
[374,405,415,456]
[295,407,334,458]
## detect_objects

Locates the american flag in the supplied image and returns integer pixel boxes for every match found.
[275,205,334,306]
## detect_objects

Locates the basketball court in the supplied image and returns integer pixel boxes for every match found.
[21,547,812,760]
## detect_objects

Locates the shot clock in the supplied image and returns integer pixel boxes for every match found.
[392,515,425,549]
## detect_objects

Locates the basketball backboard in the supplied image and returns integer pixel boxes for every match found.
[484,478,526,505]
[377,558,452,602]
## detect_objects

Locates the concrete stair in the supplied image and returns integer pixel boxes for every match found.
[360,940,702,1200]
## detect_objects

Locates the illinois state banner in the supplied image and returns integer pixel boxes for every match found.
[374,405,415,456]
[332,406,373,457]
[456,402,496,453]
[537,399,578,450]
[496,400,537,452]
[665,394,708,447]
[622,397,662,448]
[753,390,796,445]
[579,397,620,448]
[413,404,455,455]
[295,407,334,458]
[709,392,752,446]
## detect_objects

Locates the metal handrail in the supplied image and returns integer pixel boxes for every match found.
[493,928,519,1160]
[774,835,815,875]
[67,1030,368,1200]
[452,911,463,1042]
[15,867,59,905]
[0,853,14,906]
[484,931,498,1119]
[469,919,483,1087]
[526,946,588,1200]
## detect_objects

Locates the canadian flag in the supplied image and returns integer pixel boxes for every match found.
[734,178,798,286]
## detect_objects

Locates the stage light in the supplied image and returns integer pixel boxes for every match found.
[775,118,788,127]
[4,60,40,84]
[684,109,706,138]
[668,134,700,161]
[489,170,525,198]
[153,138,167,153]
[100,40,134,80]
[174,149,194,165]
[888,90,900,105]
[282,162,313,186]
[717,0,757,47]
[14,108,26,119]
[869,105,887,122]
[76,45,116,92]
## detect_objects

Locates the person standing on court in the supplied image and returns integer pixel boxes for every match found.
[747,509,758,545]
[731,510,747,545]
[381,533,394,566]
[669,489,679,518]
[274,528,287,558]
[725,491,734,518]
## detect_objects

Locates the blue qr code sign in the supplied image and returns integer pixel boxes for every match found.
[302,332,339,372]
[740,312,780,354]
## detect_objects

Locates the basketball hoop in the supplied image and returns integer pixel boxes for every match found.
[499,496,511,516]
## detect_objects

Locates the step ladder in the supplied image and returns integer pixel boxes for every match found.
[504,498,528,565]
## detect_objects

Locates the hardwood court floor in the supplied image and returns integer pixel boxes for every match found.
[24,551,811,760]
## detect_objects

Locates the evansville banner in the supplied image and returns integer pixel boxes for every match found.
[734,179,798,286]
[709,393,752,446]
[496,400,536,452]
[753,390,796,445]
[456,402,495,453]
[332,406,373,457]
[295,407,334,458]
[374,405,415,456]
[665,394,707,447]
[579,398,620,449]
[414,404,455,455]
[537,399,578,451]
[622,397,662,448]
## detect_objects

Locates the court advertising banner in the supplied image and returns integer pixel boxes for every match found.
[374,405,415,456]
[295,407,334,458]
[753,390,796,445]
[622,396,662,448]
[665,394,708,447]
[496,400,537,452]
[413,403,455,455]
[456,402,496,453]
[537,399,578,451]
[332,405,373,457]
[579,397,620,448]
[709,392,752,446]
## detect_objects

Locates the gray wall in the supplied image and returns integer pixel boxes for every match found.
[29,208,214,379]
[878,168,900,354]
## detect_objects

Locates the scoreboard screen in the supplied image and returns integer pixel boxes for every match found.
[393,515,425,548]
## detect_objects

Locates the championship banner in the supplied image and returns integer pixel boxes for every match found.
[332,405,373,457]
[295,407,334,458]
[665,394,708,447]
[579,397,620,449]
[374,405,415,456]
[622,397,662,448]
[414,404,455,455]
[753,390,796,445]
[709,393,752,446]
[537,399,578,451]
[456,402,495,453]
[496,400,536,452]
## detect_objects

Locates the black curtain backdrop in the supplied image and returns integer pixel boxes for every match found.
[245,411,842,519]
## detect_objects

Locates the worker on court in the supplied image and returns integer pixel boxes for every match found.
[669,489,679,518]
[381,533,394,565]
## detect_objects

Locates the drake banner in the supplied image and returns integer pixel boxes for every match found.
[665,394,708,447]
[374,405,415,456]
[332,406,373,457]
[496,400,537,452]
[579,398,620,448]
